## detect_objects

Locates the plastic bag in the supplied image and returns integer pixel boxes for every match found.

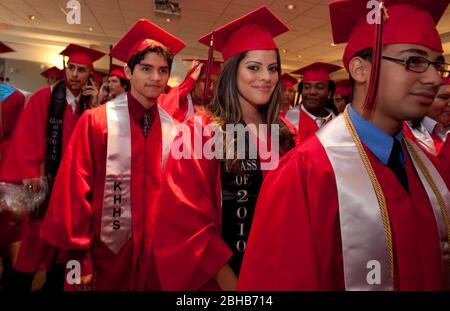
[0,177,49,216]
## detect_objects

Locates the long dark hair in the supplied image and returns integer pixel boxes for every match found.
[206,50,294,172]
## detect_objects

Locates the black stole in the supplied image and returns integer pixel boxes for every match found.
[45,80,67,179]
[45,81,87,179]
[220,141,263,276]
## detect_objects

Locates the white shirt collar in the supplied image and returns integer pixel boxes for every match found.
[406,120,437,155]
[66,87,81,113]
[422,116,438,135]
[301,104,334,128]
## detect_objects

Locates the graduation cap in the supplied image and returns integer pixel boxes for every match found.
[0,42,15,54]
[292,62,342,82]
[443,77,450,85]
[335,79,352,97]
[59,44,105,69]
[91,70,107,85]
[281,73,298,89]
[182,58,223,75]
[109,64,127,80]
[329,0,450,110]
[198,6,289,62]
[40,66,64,80]
[110,19,186,63]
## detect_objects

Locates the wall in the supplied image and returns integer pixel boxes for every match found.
[4,58,47,93]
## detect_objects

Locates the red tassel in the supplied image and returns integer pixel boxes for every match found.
[364,1,386,111]
[202,32,215,106]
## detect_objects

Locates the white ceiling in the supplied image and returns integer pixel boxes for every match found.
[0,0,450,81]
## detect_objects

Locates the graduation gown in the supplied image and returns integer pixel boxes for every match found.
[0,89,25,157]
[163,76,196,122]
[41,92,173,290]
[10,85,82,273]
[153,112,284,290]
[237,131,449,290]
[0,89,26,249]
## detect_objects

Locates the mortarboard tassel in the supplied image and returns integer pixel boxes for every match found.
[202,32,215,106]
[364,1,387,111]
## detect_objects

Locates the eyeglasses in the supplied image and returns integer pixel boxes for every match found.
[382,55,450,77]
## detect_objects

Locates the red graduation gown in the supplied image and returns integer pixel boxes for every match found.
[153,112,281,290]
[8,86,81,273]
[0,89,25,157]
[41,93,165,290]
[237,135,448,290]
[162,77,196,122]
[0,89,26,249]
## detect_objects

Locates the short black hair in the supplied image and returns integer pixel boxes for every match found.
[127,45,174,73]
[119,77,130,91]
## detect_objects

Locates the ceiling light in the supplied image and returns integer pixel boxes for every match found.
[28,15,36,20]
[88,27,93,31]
[282,49,288,54]
[331,43,337,47]
[286,4,296,10]
[297,55,302,59]
[165,18,171,22]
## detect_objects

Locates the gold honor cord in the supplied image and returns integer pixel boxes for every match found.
[404,139,450,279]
[343,106,394,282]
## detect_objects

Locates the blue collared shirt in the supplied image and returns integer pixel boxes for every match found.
[348,106,404,166]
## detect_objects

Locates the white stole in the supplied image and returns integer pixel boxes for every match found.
[101,93,176,254]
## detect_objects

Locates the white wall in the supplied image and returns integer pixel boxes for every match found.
[4,58,47,93]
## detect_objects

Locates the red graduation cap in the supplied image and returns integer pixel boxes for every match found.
[335,79,352,97]
[182,58,223,75]
[40,66,64,79]
[110,19,186,63]
[330,0,449,70]
[281,73,298,89]
[109,64,127,80]
[292,62,342,82]
[59,44,105,69]
[92,70,107,85]
[0,42,15,54]
[198,6,289,62]
[443,77,450,85]
[329,0,449,111]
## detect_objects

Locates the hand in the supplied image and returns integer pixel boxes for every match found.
[214,263,237,291]
[24,178,41,193]
[76,273,94,291]
[82,78,99,108]
[185,60,204,81]
[99,82,109,98]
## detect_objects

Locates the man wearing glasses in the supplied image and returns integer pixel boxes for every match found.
[238,0,450,290]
